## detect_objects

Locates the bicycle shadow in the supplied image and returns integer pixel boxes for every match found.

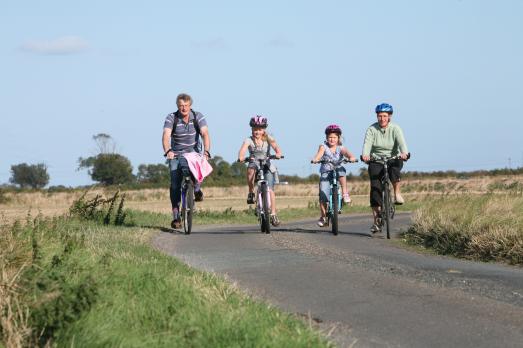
[272,226,372,238]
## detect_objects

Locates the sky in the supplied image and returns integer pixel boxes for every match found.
[1,0,522,187]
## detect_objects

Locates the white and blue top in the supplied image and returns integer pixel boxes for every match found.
[319,143,346,174]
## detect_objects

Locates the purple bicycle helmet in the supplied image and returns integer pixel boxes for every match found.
[325,124,342,135]
[249,115,268,128]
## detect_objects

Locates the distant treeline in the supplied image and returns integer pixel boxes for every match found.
[2,156,522,194]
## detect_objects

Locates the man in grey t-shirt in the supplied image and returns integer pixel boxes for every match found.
[162,93,211,229]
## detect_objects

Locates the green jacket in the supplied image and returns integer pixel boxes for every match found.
[362,122,408,158]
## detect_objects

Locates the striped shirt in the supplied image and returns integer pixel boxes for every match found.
[163,110,207,154]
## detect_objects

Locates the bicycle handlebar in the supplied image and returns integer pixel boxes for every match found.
[238,155,284,163]
[360,152,411,164]
[311,159,358,164]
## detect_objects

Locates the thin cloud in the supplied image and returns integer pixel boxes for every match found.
[20,36,89,55]
[267,37,294,48]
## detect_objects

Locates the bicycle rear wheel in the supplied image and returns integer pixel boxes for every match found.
[183,180,194,235]
[260,183,271,234]
[382,182,392,239]
[331,184,339,235]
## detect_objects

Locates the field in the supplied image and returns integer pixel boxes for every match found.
[2,175,522,223]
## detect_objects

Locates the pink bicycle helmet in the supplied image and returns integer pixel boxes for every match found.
[325,124,342,135]
[249,115,268,128]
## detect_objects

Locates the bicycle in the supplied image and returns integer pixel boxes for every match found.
[169,157,198,235]
[311,158,358,235]
[241,155,283,234]
[362,153,410,239]
[180,173,196,235]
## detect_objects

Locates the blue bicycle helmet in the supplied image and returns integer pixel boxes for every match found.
[375,103,393,114]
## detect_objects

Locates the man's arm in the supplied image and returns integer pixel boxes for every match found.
[200,126,211,158]
[162,128,175,159]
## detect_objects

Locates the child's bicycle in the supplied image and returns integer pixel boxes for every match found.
[311,158,358,235]
[362,153,410,239]
[241,155,283,234]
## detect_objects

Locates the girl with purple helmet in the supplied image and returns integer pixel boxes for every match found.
[312,124,357,227]
[237,115,283,227]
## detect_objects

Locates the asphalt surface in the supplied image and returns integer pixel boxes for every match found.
[152,212,523,348]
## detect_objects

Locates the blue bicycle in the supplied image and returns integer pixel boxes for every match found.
[312,158,358,235]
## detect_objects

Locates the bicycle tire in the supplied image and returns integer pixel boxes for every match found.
[383,182,391,239]
[261,183,271,234]
[331,184,339,235]
[183,180,194,235]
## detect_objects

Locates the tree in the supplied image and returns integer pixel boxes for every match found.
[9,163,50,189]
[87,154,134,185]
[92,133,116,154]
[137,163,170,184]
[78,134,134,185]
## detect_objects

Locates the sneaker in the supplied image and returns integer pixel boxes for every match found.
[171,219,181,229]
[194,190,204,202]
[370,223,381,234]
[247,192,255,204]
[270,214,281,227]
[343,193,352,204]
[395,192,404,205]
[317,217,328,227]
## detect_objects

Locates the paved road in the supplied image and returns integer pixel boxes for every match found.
[153,213,523,348]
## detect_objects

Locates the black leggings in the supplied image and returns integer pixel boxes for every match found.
[368,160,403,208]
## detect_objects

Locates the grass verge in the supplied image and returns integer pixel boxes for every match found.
[1,216,330,347]
[125,200,418,229]
[404,193,523,265]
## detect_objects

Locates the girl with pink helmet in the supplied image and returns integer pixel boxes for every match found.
[311,124,357,227]
[237,115,283,226]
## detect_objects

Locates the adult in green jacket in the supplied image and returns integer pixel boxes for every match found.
[361,103,409,234]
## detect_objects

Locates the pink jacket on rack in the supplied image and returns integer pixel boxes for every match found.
[183,152,213,183]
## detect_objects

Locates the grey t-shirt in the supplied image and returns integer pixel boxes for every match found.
[163,110,207,154]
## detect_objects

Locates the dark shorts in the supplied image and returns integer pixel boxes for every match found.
[368,159,403,207]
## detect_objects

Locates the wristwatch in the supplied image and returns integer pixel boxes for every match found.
[164,149,173,157]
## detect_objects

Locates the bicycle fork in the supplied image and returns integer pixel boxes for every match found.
[257,182,271,214]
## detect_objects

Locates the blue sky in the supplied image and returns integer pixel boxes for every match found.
[1,0,522,186]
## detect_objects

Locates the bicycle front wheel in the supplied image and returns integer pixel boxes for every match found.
[261,183,271,234]
[382,182,392,239]
[183,180,194,235]
[331,184,339,235]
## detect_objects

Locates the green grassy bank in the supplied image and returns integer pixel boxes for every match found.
[404,193,523,265]
[0,213,330,347]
